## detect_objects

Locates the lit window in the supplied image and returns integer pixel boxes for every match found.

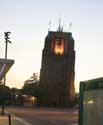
[54,38,64,55]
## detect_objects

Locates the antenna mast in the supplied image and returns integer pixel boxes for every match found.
[69,22,72,32]
[57,17,63,32]
[48,21,51,31]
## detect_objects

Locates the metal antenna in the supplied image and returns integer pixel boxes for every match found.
[48,21,51,31]
[58,17,62,32]
[69,22,72,32]
[59,17,61,29]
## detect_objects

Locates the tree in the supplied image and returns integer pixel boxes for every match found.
[22,81,39,96]
[11,87,21,105]
[0,85,12,105]
[22,73,40,97]
[21,73,47,106]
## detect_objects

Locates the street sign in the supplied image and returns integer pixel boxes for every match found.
[0,58,14,80]
[78,77,103,125]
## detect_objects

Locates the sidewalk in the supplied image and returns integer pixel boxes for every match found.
[0,113,32,125]
[0,114,77,125]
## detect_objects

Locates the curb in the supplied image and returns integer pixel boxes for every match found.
[5,111,32,125]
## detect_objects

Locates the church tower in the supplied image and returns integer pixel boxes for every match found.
[39,25,75,107]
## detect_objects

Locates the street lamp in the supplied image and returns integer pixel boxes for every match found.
[4,32,12,59]
[4,32,12,85]
[2,32,12,115]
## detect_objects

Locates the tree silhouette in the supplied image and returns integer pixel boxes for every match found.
[0,85,12,105]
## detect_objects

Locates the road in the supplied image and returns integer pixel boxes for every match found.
[5,106,78,125]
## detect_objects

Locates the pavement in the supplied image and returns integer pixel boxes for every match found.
[0,108,78,125]
[0,114,78,125]
[0,113,32,125]
[0,113,78,125]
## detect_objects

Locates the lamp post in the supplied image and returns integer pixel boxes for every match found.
[4,32,12,85]
[4,32,12,59]
[2,32,12,115]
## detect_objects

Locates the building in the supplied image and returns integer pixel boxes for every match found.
[39,26,75,107]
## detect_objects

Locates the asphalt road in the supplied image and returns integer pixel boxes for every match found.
[5,106,78,125]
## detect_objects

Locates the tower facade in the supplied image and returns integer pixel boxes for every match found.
[39,28,75,107]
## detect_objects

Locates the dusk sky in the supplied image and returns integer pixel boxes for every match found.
[0,0,103,92]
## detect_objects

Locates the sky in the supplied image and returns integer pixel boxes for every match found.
[0,0,103,92]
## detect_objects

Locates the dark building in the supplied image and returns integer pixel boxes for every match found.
[39,26,75,107]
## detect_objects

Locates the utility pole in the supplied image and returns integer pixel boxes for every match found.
[2,32,12,115]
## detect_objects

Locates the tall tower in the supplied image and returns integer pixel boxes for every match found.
[39,26,75,107]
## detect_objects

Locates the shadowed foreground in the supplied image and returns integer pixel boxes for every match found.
[3,106,78,125]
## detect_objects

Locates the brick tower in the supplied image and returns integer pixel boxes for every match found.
[39,26,75,107]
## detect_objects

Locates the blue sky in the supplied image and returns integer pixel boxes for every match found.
[0,0,103,92]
